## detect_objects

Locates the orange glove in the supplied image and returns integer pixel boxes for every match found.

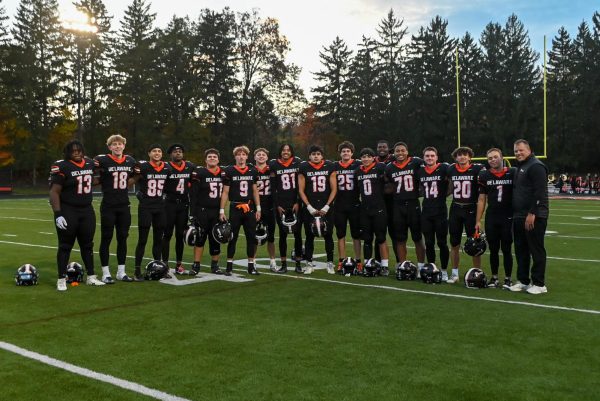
[236,203,251,213]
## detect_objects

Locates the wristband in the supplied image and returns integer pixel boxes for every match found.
[219,208,225,214]
[307,205,317,215]
[256,205,262,212]
[321,204,330,213]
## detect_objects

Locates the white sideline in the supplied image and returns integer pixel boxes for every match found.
[0,341,192,401]
[2,239,600,316]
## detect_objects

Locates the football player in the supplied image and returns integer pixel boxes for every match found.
[269,143,304,273]
[190,149,224,274]
[50,140,105,291]
[298,145,337,274]
[385,142,426,268]
[161,143,196,274]
[417,146,450,273]
[333,141,362,271]
[374,139,398,263]
[355,148,389,272]
[476,148,515,288]
[253,148,277,270]
[130,144,172,281]
[93,135,137,283]
[220,145,262,276]
[447,146,484,283]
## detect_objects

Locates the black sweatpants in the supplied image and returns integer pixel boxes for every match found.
[513,216,547,286]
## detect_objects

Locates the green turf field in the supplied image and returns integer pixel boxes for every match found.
[1,197,599,401]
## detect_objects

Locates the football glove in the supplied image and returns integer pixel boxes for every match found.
[55,216,68,230]
[235,203,251,213]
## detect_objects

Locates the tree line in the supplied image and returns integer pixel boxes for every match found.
[0,1,598,185]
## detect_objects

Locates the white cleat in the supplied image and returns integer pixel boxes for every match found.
[526,285,547,295]
[326,262,335,275]
[446,274,459,284]
[441,270,449,282]
[86,275,106,286]
[57,278,67,292]
[304,262,315,275]
[509,282,531,292]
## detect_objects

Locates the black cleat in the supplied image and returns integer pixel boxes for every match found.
[133,274,145,282]
[248,267,260,275]
[277,266,288,274]
[211,267,224,275]
[224,268,232,276]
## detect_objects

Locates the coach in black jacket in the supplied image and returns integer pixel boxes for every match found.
[509,139,549,294]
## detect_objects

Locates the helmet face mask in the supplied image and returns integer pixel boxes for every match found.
[145,260,169,280]
[339,257,358,276]
[310,216,329,237]
[396,260,417,281]
[464,232,487,257]
[419,263,442,284]
[363,258,382,277]
[255,221,268,245]
[281,209,297,233]
[212,222,233,244]
[66,262,84,283]
[464,267,488,288]
[15,264,39,286]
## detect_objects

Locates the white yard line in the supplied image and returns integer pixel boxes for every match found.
[0,342,192,401]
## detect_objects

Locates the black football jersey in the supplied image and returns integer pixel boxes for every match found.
[417,162,449,210]
[269,157,302,208]
[299,160,335,208]
[93,154,136,206]
[376,154,395,164]
[355,162,386,210]
[164,160,196,199]
[447,163,484,204]
[385,157,423,201]
[135,161,172,208]
[191,166,224,209]
[334,159,361,207]
[255,164,273,208]
[50,158,95,207]
[223,165,257,203]
[478,167,515,212]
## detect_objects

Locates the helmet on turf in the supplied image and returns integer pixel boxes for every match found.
[464,231,487,257]
[255,221,268,246]
[212,221,233,244]
[66,262,84,283]
[363,258,382,277]
[396,260,418,281]
[464,268,488,289]
[419,263,442,284]
[145,260,169,281]
[281,209,297,233]
[184,225,202,247]
[310,216,329,237]
[15,264,39,286]
[339,257,358,276]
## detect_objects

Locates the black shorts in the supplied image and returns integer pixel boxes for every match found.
[393,199,422,242]
[334,202,361,240]
[259,205,276,243]
[58,204,96,247]
[421,207,448,244]
[138,206,166,230]
[100,203,131,235]
[360,206,387,244]
[448,203,476,247]
[193,207,221,255]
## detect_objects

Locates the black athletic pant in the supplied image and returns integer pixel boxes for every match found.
[275,206,303,260]
[56,205,96,278]
[257,204,276,245]
[376,194,397,262]
[227,205,256,259]
[485,211,513,277]
[449,203,477,247]
[334,203,361,240]
[194,207,221,256]
[135,205,166,273]
[302,207,334,262]
[162,199,189,263]
[421,207,449,269]
[360,206,387,260]
[513,216,547,286]
[99,203,131,266]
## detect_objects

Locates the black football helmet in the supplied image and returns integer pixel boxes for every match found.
[281,209,297,233]
[184,225,202,247]
[145,260,169,280]
[363,258,382,277]
[339,257,358,276]
[212,221,233,244]
[419,263,442,284]
[255,221,268,245]
[464,232,487,257]
[464,268,488,289]
[310,216,329,237]
[396,260,418,281]
[15,264,39,286]
[66,262,84,283]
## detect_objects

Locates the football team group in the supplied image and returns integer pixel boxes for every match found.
[39,134,549,295]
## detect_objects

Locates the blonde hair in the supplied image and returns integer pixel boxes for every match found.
[254,147,269,156]
[233,145,250,156]
[106,135,127,146]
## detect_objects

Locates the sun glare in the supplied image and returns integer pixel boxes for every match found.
[60,7,98,33]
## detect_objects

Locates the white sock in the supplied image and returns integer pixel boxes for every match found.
[381,259,388,267]
[117,265,126,275]
[270,258,276,266]
[101,266,110,277]
[452,268,459,277]
[418,262,424,268]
